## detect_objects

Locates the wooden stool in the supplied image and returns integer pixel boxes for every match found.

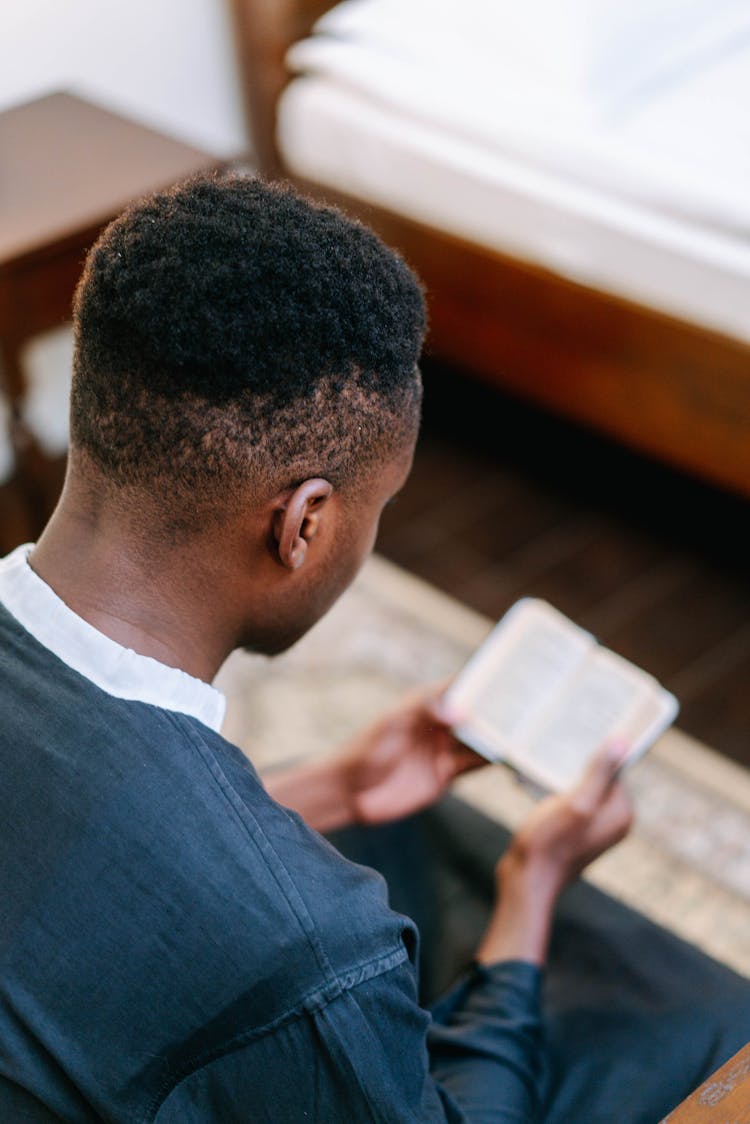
[0,91,224,544]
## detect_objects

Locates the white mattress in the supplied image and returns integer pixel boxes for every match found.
[278,0,750,343]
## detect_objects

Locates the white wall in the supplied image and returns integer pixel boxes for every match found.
[0,0,249,157]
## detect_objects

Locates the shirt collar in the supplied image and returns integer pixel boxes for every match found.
[0,544,226,732]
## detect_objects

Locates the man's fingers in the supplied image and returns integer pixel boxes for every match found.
[424,691,467,729]
[450,743,486,775]
[573,740,631,810]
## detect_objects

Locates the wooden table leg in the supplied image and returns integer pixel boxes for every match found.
[0,336,66,535]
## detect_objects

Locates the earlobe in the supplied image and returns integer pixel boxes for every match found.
[288,540,307,570]
[273,478,333,571]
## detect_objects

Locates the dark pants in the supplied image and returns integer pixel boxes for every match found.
[331,795,750,1124]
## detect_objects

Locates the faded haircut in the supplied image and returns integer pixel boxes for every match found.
[70,173,425,521]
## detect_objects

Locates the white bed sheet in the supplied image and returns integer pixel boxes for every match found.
[279,0,750,342]
[278,76,750,344]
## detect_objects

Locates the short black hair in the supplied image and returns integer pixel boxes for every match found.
[70,173,425,521]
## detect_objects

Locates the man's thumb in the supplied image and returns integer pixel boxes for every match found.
[575,740,630,806]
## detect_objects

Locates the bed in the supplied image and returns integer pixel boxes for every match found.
[231,0,750,497]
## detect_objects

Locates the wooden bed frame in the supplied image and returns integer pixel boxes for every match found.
[231,0,750,498]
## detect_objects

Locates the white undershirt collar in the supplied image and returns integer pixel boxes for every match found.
[0,544,226,732]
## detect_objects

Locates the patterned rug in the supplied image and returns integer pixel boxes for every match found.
[216,555,750,978]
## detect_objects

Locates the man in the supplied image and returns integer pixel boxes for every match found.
[0,174,746,1122]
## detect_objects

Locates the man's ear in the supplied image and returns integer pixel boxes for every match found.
[272,478,334,571]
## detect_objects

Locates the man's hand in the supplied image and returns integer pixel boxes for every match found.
[505,740,634,895]
[476,743,634,966]
[337,686,482,826]
[263,685,481,833]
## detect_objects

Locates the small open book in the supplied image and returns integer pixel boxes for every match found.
[445,598,678,792]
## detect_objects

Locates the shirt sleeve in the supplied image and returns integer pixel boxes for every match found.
[428,960,546,1123]
[153,958,545,1123]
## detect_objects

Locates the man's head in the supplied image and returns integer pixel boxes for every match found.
[71,172,425,517]
[65,173,426,655]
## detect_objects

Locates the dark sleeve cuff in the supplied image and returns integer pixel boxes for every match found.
[430,959,543,1027]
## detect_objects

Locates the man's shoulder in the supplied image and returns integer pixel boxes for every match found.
[0,602,406,987]
[0,619,414,1122]
[1,632,404,995]
[186,718,414,979]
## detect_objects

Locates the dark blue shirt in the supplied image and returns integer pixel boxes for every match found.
[0,603,543,1121]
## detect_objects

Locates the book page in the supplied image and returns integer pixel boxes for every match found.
[447,599,592,759]
[515,648,677,791]
[448,599,679,790]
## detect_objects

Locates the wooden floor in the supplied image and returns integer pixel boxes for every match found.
[377,364,750,771]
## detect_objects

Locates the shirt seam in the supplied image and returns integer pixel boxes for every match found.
[144,944,410,1122]
[168,712,340,987]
